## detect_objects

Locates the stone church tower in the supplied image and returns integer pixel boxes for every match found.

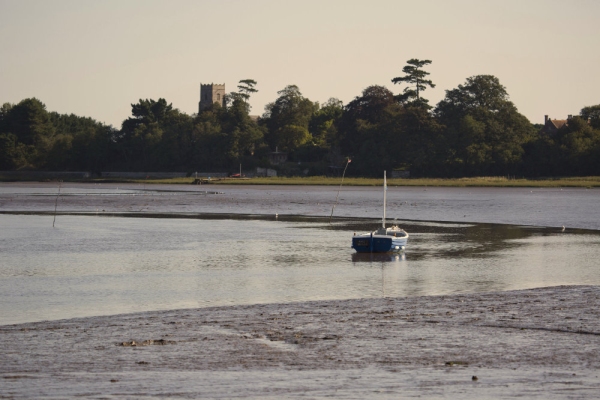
[199,83,225,112]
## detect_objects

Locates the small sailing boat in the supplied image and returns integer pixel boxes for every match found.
[351,171,409,253]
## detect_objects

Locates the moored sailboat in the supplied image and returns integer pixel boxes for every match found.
[351,171,409,253]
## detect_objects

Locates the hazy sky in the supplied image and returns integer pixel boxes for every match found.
[1,0,598,127]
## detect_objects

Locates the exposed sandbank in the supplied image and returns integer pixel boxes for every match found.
[2,285,600,398]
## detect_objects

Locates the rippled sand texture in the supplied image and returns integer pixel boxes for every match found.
[2,286,599,398]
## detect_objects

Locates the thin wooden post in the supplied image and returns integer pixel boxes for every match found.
[52,180,62,228]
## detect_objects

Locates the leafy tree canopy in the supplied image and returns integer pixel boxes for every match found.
[309,98,343,147]
[343,85,397,124]
[1,98,54,146]
[434,75,535,175]
[338,86,401,170]
[392,59,435,104]
[128,98,174,126]
[262,85,318,152]
[580,104,600,129]
[435,75,510,120]
[237,79,258,103]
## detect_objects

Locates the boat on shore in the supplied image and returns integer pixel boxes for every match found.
[352,171,409,253]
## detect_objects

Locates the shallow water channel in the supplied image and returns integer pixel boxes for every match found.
[1,207,599,325]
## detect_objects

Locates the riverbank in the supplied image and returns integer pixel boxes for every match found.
[203,175,600,188]
[2,173,600,187]
[2,285,599,398]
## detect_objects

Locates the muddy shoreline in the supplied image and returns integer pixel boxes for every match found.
[2,285,600,398]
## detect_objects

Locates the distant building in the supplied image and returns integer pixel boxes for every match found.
[256,167,278,177]
[199,83,225,112]
[269,147,288,165]
[539,114,571,135]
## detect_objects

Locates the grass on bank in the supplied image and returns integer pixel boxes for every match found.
[119,175,600,188]
[2,173,599,187]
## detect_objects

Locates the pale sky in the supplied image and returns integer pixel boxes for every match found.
[1,0,598,128]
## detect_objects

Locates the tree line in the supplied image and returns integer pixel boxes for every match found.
[1,60,599,177]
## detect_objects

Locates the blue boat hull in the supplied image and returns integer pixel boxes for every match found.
[352,233,407,253]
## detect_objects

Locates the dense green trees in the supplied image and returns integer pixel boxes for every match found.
[0,98,116,171]
[523,113,600,176]
[1,71,598,177]
[261,85,318,152]
[338,86,399,174]
[190,95,264,171]
[118,98,195,171]
[0,131,28,170]
[581,105,600,129]
[308,97,343,148]
[0,98,52,168]
[434,75,536,176]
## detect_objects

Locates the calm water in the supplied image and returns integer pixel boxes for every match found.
[1,183,599,325]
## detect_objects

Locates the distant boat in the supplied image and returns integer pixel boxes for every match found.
[352,171,409,253]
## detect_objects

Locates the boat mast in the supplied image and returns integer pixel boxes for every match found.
[382,170,386,228]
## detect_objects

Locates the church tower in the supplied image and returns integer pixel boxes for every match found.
[199,83,225,112]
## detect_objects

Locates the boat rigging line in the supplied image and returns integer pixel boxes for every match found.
[329,158,351,224]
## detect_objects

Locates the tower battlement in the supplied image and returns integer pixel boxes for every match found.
[199,83,225,112]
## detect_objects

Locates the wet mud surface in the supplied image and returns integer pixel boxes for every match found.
[2,182,599,229]
[2,286,600,398]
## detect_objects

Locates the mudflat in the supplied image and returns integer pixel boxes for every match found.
[2,285,599,398]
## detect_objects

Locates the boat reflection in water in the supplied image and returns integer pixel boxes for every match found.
[351,252,406,263]
[351,252,406,298]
